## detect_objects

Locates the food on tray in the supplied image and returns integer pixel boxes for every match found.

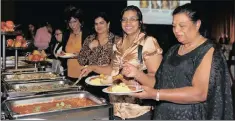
[7,36,27,48]
[7,73,57,81]
[1,20,15,32]
[10,83,70,92]
[107,83,135,93]
[7,39,14,47]
[11,98,97,114]
[27,50,46,62]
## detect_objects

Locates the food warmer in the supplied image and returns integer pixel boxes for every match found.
[2,79,81,99]
[2,71,64,83]
[1,91,113,120]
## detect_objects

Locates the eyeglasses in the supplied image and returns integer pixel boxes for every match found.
[54,33,62,36]
[121,18,139,23]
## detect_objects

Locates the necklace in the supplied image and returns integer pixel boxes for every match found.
[73,29,81,36]
[180,35,204,55]
[97,34,109,46]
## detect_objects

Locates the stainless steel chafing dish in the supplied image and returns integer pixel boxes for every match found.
[3,71,63,82]
[4,67,37,73]
[1,91,113,120]
[2,79,79,98]
[1,56,31,67]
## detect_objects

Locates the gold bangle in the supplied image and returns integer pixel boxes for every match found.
[156,89,160,101]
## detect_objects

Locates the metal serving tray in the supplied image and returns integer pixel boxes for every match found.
[3,71,62,82]
[2,91,113,120]
[3,79,77,98]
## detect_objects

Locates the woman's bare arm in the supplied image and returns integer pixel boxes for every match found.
[149,48,214,104]
[135,54,162,87]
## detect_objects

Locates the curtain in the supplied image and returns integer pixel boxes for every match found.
[211,1,235,43]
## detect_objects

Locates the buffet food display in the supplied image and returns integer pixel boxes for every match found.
[1,22,114,119]
[11,97,97,115]
[1,21,15,32]
[1,92,113,120]
[4,72,58,82]
[27,50,47,62]
[6,35,27,48]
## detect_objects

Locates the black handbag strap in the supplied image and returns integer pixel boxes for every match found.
[138,44,143,64]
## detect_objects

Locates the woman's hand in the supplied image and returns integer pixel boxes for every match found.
[130,86,156,100]
[80,65,93,77]
[89,40,99,50]
[121,63,139,78]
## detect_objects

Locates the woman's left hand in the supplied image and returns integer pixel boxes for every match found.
[130,86,156,100]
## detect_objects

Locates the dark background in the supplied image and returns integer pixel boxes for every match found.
[1,0,235,54]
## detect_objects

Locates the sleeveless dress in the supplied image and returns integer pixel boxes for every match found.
[153,40,233,119]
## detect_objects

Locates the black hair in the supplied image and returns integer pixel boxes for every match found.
[172,3,207,37]
[120,5,146,36]
[94,12,110,24]
[93,12,111,40]
[64,5,84,31]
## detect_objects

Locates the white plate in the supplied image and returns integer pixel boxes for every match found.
[102,85,143,95]
[85,75,112,86]
[58,53,76,58]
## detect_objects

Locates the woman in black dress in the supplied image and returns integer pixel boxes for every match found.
[122,3,234,120]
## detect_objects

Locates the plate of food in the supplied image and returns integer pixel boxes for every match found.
[102,83,143,95]
[85,74,113,86]
[58,53,77,58]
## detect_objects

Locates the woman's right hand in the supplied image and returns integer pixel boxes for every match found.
[122,63,139,78]
[80,65,93,77]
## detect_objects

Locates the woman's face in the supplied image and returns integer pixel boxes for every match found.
[121,10,140,36]
[68,17,81,32]
[28,24,34,31]
[54,29,63,42]
[94,17,109,34]
[172,13,200,44]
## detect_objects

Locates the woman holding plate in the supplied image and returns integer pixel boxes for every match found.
[80,5,163,120]
[77,12,119,98]
[126,3,233,120]
[60,6,89,81]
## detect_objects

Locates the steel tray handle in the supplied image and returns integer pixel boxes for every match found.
[99,98,107,104]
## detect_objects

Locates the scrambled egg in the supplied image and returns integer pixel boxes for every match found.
[111,83,131,92]
[90,78,102,85]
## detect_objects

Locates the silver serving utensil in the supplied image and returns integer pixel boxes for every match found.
[72,76,83,87]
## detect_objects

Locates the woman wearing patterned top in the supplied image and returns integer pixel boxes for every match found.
[78,12,118,66]
[78,12,119,99]
[80,5,163,120]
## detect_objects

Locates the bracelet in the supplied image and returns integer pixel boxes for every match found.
[156,89,160,101]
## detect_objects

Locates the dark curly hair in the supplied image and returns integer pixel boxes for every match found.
[64,5,84,30]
